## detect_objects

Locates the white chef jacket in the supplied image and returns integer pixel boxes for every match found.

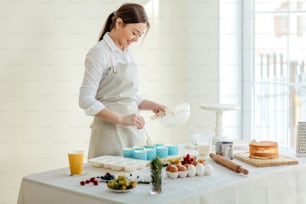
[79,33,144,116]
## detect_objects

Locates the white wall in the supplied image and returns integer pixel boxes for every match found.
[0,0,241,203]
[219,0,242,139]
[184,0,222,136]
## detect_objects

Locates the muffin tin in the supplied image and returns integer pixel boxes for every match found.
[88,155,150,172]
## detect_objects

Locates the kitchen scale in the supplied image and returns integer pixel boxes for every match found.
[296,122,306,156]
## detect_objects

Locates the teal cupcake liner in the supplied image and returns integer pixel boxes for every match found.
[156,146,168,158]
[146,148,157,160]
[167,145,179,156]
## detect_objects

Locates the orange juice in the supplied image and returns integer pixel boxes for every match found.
[68,151,84,175]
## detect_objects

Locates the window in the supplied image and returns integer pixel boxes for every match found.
[243,0,306,147]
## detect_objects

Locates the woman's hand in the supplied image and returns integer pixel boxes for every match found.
[95,108,145,129]
[151,102,167,115]
[119,114,145,129]
[138,100,167,115]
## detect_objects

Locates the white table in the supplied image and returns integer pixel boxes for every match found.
[17,150,306,204]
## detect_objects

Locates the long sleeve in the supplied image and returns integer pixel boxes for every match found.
[79,49,107,116]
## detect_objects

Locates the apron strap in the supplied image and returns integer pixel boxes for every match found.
[110,55,117,73]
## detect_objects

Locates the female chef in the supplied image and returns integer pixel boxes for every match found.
[79,3,167,159]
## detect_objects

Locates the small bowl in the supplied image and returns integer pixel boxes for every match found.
[166,171,179,179]
[178,170,188,178]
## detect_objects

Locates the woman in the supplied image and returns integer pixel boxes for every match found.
[79,3,166,159]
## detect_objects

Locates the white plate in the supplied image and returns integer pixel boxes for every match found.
[107,187,135,193]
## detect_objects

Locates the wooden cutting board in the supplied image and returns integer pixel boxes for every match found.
[234,152,299,167]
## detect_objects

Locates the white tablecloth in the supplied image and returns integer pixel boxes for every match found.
[17,150,306,204]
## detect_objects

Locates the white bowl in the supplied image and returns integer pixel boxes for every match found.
[157,103,190,127]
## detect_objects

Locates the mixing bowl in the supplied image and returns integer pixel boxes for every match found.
[154,103,190,127]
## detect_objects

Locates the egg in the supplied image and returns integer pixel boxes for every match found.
[166,164,178,172]
[187,164,196,177]
[204,163,214,175]
[176,164,187,171]
[196,163,205,176]
[192,160,198,166]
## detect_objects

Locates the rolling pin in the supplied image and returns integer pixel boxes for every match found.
[209,153,249,175]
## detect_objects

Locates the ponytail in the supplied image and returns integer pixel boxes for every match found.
[98,12,115,41]
[98,3,149,42]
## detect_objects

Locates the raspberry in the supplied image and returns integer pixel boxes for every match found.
[85,180,90,184]
[93,180,99,185]
[90,177,96,182]
[80,181,85,186]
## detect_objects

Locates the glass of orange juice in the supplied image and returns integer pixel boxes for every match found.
[67,150,84,175]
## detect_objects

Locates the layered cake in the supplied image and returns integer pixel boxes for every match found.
[249,140,279,159]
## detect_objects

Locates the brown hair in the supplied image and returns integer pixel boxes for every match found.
[98,3,150,41]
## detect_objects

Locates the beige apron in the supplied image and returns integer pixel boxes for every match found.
[88,56,145,159]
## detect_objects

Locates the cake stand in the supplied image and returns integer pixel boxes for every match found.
[200,104,240,144]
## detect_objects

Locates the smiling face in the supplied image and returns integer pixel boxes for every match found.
[109,18,147,50]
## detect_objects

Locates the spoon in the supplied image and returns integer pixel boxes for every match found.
[144,128,153,146]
